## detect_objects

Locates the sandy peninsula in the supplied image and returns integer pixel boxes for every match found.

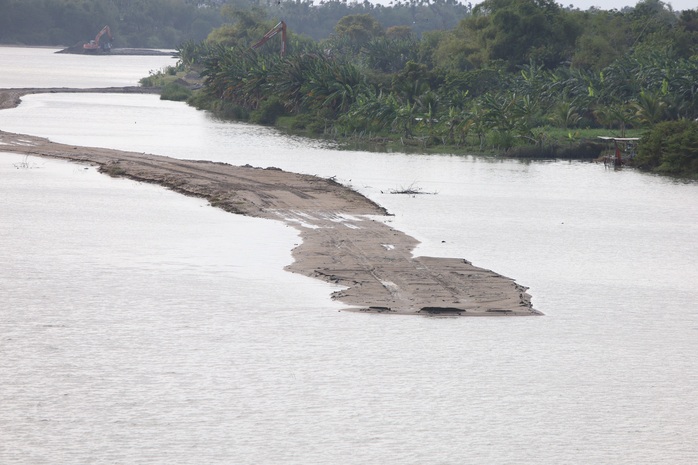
[0,87,160,110]
[0,88,540,316]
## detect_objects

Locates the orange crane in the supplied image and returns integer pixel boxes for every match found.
[251,21,287,57]
[84,25,113,52]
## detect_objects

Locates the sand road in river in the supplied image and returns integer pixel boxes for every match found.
[0,88,538,316]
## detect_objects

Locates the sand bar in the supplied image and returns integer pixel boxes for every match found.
[0,87,159,110]
[1,88,539,316]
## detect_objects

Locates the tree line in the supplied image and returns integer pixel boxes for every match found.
[0,0,471,48]
[173,0,697,176]
[0,0,223,48]
[2,0,696,175]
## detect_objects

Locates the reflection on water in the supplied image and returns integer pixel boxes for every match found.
[1,47,698,465]
[0,46,175,88]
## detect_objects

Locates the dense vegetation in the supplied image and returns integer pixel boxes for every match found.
[0,0,470,48]
[160,0,697,176]
[2,0,696,176]
[636,120,698,176]
[0,0,225,47]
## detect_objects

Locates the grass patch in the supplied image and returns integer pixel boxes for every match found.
[160,82,192,102]
[101,163,126,177]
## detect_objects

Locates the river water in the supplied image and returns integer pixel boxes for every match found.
[1,47,697,465]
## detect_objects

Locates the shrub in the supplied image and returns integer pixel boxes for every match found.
[250,96,285,125]
[212,100,249,120]
[160,82,192,102]
[487,130,515,151]
[635,120,698,177]
[139,65,179,87]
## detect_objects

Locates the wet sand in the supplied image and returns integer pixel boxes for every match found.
[0,88,539,316]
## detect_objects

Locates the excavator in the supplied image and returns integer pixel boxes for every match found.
[83,25,113,52]
[251,21,287,57]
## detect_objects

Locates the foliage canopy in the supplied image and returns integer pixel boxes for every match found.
[3,0,697,175]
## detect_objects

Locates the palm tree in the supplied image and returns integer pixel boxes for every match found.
[511,93,541,134]
[549,100,582,129]
[594,103,637,136]
[340,90,396,133]
[441,106,473,146]
[469,99,489,151]
[362,36,418,73]
[298,56,367,116]
[415,90,440,139]
[392,101,418,137]
[270,53,323,113]
[633,90,667,127]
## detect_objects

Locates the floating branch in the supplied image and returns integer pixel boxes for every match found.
[388,182,437,195]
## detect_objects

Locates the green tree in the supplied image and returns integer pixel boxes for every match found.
[362,36,419,73]
[635,120,698,176]
[548,101,582,129]
[632,90,667,127]
[334,14,384,45]
[463,0,581,69]
[570,9,629,71]
[206,7,269,47]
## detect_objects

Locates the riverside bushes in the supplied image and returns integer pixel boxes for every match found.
[160,82,192,102]
[634,121,698,178]
[169,1,698,177]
